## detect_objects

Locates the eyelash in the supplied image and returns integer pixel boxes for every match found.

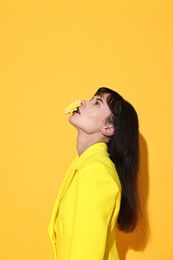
[89,99,99,105]
[89,99,100,106]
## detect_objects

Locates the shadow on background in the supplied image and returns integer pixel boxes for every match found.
[116,134,150,260]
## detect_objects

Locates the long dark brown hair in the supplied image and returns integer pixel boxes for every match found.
[94,87,139,232]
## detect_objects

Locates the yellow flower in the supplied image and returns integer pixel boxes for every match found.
[65,99,81,116]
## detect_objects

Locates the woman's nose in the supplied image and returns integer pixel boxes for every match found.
[80,100,86,107]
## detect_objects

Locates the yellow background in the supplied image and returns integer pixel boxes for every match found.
[0,0,173,259]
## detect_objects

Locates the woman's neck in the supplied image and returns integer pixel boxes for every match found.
[76,131,106,155]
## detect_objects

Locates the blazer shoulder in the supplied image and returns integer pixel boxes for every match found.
[77,161,121,191]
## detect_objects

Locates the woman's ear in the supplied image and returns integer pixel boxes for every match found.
[101,124,115,137]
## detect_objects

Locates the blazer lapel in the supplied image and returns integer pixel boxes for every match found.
[49,156,78,241]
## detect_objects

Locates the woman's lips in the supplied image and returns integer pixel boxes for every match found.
[74,107,80,114]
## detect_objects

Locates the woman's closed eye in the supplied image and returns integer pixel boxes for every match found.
[88,99,98,105]
[90,100,100,106]
[89,97,102,106]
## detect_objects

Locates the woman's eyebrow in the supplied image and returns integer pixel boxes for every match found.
[91,95,104,103]
[95,97,104,103]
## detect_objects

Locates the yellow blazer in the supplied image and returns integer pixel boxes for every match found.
[49,142,121,260]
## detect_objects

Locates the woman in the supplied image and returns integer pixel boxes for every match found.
[49,87,139,260]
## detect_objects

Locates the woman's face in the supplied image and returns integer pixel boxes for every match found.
[69,93,112,134]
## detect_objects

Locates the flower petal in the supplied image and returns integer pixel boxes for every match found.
[65,99,81,116]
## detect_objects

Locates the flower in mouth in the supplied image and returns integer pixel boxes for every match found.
[65,99,81,116]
